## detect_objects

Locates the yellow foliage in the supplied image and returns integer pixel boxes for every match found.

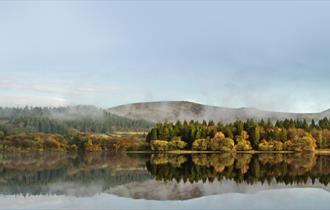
[192,139,208,151]
[235,139,252,151]
[214,132,225,139]
[150,140,169,151]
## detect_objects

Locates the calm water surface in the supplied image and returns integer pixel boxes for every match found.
[0,152,330,209]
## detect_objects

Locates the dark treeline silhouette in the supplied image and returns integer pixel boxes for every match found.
[0,106,153,135]
[146,153,330,186]
[146,118,330,151]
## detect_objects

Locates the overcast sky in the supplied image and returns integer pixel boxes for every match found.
[0,1,329,112]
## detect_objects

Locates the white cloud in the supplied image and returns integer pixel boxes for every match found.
[0,79,116,96]
[0,77,118,107]
[0,93,68,107]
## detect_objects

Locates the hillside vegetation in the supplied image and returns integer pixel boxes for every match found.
[0,106,152,152]
[1,105,330,153]
[0,106,153,135]
[0,131,148,152]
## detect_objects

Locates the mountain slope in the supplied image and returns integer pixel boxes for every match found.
[108,101,330,123]
[0,105,153,134]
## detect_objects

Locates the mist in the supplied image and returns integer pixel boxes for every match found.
[108,101,330,123]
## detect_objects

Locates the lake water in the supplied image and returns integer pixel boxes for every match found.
[0,152,330,209]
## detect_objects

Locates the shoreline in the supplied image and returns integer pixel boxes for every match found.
[127,149,330,155]
[2,149,330,155]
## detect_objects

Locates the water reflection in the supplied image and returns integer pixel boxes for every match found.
[0,152,330,199]
[0,152,151,196]
[146,153,330,186]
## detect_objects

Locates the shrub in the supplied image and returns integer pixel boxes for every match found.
[235,138,252,151]
[284,135,316,152]
[258,140,272,151]
[209,137,235,151]
[192,139,208,151]
[273,140,284,151]
[151,140,169,151]
[168,138,187,150]
[258,140,283,151]
[214,132,225,139]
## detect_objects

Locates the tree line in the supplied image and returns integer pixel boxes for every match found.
[0,106,153,136]
[146,118,330,151]
[0,106,152,152]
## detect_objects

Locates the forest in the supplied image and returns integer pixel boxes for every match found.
[0,106,153,135]
[1,105,330,153]
[0,106,152,152]
[146,118,330,152]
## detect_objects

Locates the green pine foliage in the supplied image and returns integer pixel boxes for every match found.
[0,106,153,135]
[147,118,330,151]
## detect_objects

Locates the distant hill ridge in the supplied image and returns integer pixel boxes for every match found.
[108,101,330,123]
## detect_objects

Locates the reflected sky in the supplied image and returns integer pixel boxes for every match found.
[1,188,330,210]
[0,152,330,209]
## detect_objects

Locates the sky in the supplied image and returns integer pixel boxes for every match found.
[0,1,329,113]
[1,189,330,209]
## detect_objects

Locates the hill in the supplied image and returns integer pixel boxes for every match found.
[108,101,330,123]
[0,105,153,134]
